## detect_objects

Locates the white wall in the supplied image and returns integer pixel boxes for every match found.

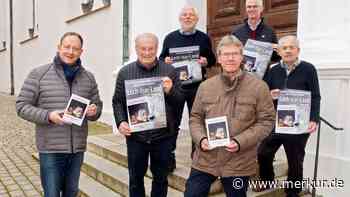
[0,0,10,93]
[298,1,350,196]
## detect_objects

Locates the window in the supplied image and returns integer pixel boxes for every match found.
[19,0,39,43]
[0,0,7,51]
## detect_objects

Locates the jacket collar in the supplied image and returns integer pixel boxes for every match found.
[136,59,159,71]
[220,69,244,92]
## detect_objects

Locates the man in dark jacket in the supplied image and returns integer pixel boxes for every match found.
[113,33,183,197]
[232,0,280,64]
[159,5,216,167]
[16,32,103,197]
[257,35,321,197]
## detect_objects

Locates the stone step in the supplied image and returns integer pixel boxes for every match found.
[82,151,183,197]
[79,172,121,197]
[32,153,121,197]
[87,134,288,193]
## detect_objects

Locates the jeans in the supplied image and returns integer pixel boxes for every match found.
[184,168,249,197]
[39,152,84,197]
[126,137,173,197]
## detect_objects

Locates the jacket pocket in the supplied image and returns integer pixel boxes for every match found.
[201,96,219,116]
[235,97,256,121]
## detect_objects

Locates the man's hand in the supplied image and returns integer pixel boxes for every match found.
[198,56,208,67]
[225,140,239,153]
[165,57,173,64]
[308,121,318,133]
[162,77,173,94]
[86,104,97,117]
[49,111,65,125]
[200,138,210,151]
[118,121,132,136]
[270,89,281,100]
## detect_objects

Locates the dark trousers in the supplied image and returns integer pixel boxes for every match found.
[170,85,199,163]
[126,137,173,197]
[184,168,249,197]
[39,152,84,197]
[258,133,310,196]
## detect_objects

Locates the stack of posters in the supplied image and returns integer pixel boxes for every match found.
[63,94,90,126]
[125,77,167,132]
[169,45,202,84]
[243,39,274,79]
[205,116,230,149]
[275,89,311,134]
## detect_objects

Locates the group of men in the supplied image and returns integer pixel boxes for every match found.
[16,0,320,197]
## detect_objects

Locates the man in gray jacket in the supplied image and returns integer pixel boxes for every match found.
[16,32,103,197]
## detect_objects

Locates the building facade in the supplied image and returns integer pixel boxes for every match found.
[0,1,349,196]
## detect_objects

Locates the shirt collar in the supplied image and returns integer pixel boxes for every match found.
[247,19,262,31]
[179,29,197,36]
[280,59,300,74]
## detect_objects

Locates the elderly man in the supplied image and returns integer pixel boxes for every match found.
[112,33,183,197]
[257,35,321,197]
[232,0,280,63]
[16,32,103,197]
[184,35,275,197]
[159,5,216,169]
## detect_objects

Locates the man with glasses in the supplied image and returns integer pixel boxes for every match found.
[16,32,103,197]
[184,35,275,197]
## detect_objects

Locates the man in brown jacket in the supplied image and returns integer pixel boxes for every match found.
[184,35,275,197]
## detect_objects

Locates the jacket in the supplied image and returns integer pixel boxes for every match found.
[190,71,275,177]
[16,61,103,153]
[112,60,184,143]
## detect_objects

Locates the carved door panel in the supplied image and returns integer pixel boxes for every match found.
[207,0,298,76]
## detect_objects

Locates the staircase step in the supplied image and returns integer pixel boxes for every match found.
[82,151,183,197]
[79,172,121,197]
[32,153,121,197]
[87,134,288,193]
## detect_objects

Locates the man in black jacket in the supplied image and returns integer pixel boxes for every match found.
[232,0,280,64]
[112,33,183,197]
[256,35,321,197]
[159,5,216,167]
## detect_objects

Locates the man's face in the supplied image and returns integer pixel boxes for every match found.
[246,0,263,20]
[179,8,198,32]
[136,37,157,66]
[278,39,300,65]
[57,35,83,65]
[218,45,243,75]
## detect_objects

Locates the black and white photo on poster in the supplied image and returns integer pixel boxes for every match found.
[205,116,230,149]
[125,77,167,132]
[275,89,311,134]
[169,45,202,84]
[243,39,273,79]
[63,94,90,126]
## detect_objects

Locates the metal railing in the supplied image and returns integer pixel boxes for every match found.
[312,116,343,197]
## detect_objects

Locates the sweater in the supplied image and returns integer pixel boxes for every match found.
[264,60,321,122]
[159,30,216,82]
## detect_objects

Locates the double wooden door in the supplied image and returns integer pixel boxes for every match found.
[206,0,298,76]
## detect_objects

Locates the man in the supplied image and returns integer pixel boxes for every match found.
[184,35,275,197]
[257,35,321,197]
[159,5,216,167]
[112,33,183,197]
[16,32,103,197]
[232,0,280,64]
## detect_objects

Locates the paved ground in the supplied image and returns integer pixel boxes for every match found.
[0,93,43,197]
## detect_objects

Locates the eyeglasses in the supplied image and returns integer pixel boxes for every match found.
[61,45,82,53]
[220,52,241,58]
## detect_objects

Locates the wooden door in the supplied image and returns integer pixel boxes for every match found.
[206,0,298,76]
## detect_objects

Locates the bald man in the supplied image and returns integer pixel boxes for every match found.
[113,33,184,197]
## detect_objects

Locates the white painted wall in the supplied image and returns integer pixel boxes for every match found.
[298,1,350,196]
[0,0,10,93]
